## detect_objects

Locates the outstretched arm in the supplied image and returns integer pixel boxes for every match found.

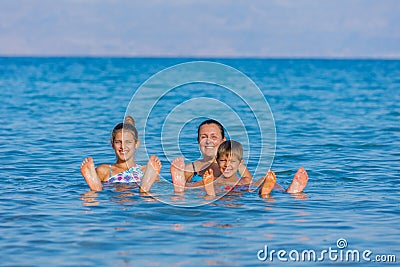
[185,180,204,188]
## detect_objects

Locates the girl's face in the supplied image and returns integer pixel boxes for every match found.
[112,130,139,161]
[198,124,225,159]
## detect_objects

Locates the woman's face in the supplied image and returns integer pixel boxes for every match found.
[198,123,225,159]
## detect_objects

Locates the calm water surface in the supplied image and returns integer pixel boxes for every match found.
[0,58,399,266]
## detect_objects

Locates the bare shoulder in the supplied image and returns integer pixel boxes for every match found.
[238,164,252,184]
[96,164,110,181]
[238,163,246,172]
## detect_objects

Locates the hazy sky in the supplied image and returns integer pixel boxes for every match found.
[1,0,399,58]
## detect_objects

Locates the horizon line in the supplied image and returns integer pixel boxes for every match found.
[1,54,400,61]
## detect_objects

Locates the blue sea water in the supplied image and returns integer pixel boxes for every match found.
[0,57,399,266]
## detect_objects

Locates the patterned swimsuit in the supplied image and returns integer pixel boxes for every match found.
[105,164,144,184]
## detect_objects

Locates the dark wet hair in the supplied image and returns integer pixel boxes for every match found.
[217,140,243,161]
[111,116,138,143]
[197,119,225,142]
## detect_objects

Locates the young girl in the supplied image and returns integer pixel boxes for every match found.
[202,140,309,197]
[170,119,252,193]
[80,116,161,193]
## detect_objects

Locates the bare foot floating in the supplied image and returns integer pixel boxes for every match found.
[171,157,186,193]
[80,157,103,191]
[140,155,162,193]
[286,167,308,194]
[259,170,277,196]
[203,168,216,196]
